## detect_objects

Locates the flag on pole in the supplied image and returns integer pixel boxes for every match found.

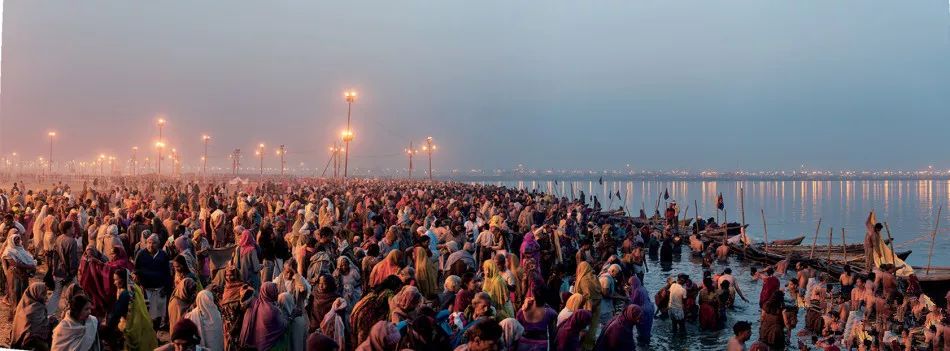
[598,177,603,185]
[615,190,622,199]
[663,188,669,200]
[717,192,724,210]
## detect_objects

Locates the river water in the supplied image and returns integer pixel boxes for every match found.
[477,180,949,349]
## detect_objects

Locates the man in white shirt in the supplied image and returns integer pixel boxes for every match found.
[668,274,687,334]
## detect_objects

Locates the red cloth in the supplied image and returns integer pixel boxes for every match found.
[759,276,779,307]
[699,304,717,330]
[78,257,114,318]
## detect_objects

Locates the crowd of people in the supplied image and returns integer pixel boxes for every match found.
[0,176,944,351]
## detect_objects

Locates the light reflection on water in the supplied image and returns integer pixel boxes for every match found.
[481,180,950,267]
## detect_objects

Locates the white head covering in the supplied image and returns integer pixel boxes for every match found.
[3,232,36,266]
[186,290,224,351]
[499,318,524,349]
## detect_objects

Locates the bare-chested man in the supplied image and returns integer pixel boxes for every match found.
[716,243,730,262]
[874,264,898,300]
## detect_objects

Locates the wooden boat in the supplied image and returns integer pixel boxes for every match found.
[699,224,748,238]
[762,236,806,246]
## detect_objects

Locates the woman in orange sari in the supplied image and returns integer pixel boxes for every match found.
[369,250,401,289]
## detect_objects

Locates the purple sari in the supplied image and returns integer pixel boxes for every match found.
[628,276,654,343]
[239,282,287,350]
[555,309,592,351]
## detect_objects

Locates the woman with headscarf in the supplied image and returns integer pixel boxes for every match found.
[57,283,85,321]
[499,317,525,351]
[598,264,624,326]
[355,320,401,351]
[107,268,158,351]
[319,297,348,351]
[628,276,654,345]
[3,231,37,306]
[278,292,309,351]
[351,275,402,346]
[220,266,255,351]
[233,229,261,291]
[593,304,642,351]
[167,277,198,336]
[519,229,541,271]
[306,332,339,351]
[414,235,439,297]
[51,295,100,351]
[308,274,340,331]
[575,261,604,350]
[389,285,423,323]
[556,309,592,351]
[368,250,401,288]
[333,255,362,309]
[185,290,224,351]
[557,293,587,327]
[482,259,515,319]
[11,282,51,350]
[239,282,288,351]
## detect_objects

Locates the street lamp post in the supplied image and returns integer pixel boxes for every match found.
[157,118,166,175]
[423,137,436,181]
[277,145,286,176]
[131,147,138,176]
[257,144,265,176]
[171,149,179,177]
[98,154,105,175]
[202,135,211,176]
[328,146,338,178]
[407,141,415,179]
[47,132,56,176]
[343,90,357,179]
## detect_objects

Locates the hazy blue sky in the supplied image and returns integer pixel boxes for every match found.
[1,1,949,173]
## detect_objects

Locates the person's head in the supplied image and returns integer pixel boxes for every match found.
[69,295,93,322]
[147,234,161,253]
[444,275,462,293]
[466,319,503,351]
[462,272,478,291]
[765,267,774,276]
[722,268,732,275]
[172,255,189,274]
[733,321,752,342]
[317,274,336,293]
[874,223,883,233]
[282,260,296,276]
[113,269,128,290]
[472,292,493,315]
[226,266,241,282]
[170,319,202,351]
[494,253,507,269]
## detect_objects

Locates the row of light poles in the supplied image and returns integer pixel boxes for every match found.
[406,137,438,180]
[33,88,437,179]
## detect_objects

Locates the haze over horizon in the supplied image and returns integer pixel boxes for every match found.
[1,1,949,174]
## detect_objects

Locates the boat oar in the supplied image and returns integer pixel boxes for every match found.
[809,218,822,259]
[927,205,943,275]
[883,222,897,267]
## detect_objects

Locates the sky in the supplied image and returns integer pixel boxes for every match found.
[1,1,949,173]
